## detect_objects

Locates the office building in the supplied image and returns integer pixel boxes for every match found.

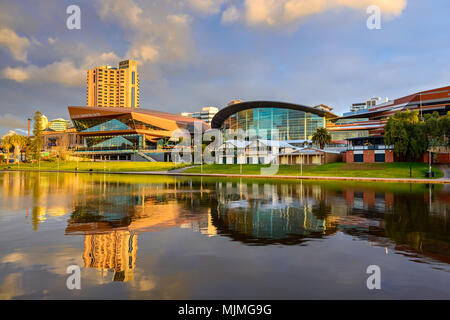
[181,106,219,125]
[86,59,140,108]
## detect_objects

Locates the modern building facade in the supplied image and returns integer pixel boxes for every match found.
[211,101,337,142]
[332,86,450,163]
[327,86,450,143]
[86,59,140,108]
[68,105,208,160]
[181,106,219,125]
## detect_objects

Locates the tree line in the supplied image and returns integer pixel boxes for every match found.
[0,111,43,163]
[384,110,450,161]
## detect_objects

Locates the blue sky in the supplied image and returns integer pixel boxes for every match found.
[0,0,449,135]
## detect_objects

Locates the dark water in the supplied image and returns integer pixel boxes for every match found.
[0,171,449,299]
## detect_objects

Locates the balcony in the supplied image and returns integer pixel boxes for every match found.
[347,145,394,151]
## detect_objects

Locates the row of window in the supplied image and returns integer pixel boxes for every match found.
[221,108,325,141]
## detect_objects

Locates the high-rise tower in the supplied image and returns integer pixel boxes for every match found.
[86,59,140,108]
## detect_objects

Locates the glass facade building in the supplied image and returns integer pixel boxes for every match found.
[69,106,209,154]
[219,107,327,141]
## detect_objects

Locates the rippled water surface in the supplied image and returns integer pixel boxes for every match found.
[0,171,449,299]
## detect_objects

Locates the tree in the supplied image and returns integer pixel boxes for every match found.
[10,134,28,163]
[0,135,12,164]
[31,111,43,161]
[424,112,444,147]
[438,111,450,146]
[384,110,428,161]
[312,127,331,149]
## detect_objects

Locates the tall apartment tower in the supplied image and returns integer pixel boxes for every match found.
[87,59,140,108]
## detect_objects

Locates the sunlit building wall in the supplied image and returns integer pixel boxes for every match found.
[87,59,140,108]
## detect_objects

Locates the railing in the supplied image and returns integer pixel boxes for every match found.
[347,145,394,151]
[74,146,135,152]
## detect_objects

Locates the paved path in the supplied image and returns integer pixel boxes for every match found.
[435,164,450,180]
[112,171,450,184]
[167,165,199,173]
[4,168,450,184]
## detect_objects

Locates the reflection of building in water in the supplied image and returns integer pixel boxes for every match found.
[343,189,394,216]
[83,231,137,282]
[180,209,217,237]
[213,182,339,245]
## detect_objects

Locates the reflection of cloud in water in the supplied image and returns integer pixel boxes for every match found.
[0,273,23,300]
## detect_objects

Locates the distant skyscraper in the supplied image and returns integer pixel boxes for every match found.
[87,59,140,108]
[181,106,219,125]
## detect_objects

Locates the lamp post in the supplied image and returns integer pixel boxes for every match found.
[429,148,432,176]
[301,153,303,176]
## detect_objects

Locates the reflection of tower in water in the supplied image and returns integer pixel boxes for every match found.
[83,230,137,282]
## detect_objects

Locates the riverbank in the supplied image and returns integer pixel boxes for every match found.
[184,163,444,179]
[1,161,448,184]
[0,161,188,172]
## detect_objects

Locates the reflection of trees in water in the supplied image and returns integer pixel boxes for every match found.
[384,193,450,262]
[3,171,449,263]
[312,200,332,221]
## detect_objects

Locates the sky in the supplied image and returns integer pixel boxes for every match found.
[1,0,450,136]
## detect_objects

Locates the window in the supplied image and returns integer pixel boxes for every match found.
[132,87,135,107]
[132,71,135,84]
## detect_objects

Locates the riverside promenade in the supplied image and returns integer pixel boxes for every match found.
[8,169,449,184]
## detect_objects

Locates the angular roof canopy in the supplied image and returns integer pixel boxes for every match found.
[68,106,209,131]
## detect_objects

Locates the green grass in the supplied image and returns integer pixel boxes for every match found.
[184,162,444,179]
[0,161,444,179]
[0,161,188,172]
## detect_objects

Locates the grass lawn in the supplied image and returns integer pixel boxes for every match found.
[0,161,189,172]
[184,162,444,179]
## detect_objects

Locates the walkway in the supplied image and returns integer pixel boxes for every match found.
[4,167,450,184]
[435,164,450,180]
[115,171,450,184]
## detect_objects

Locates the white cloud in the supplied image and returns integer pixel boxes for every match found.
[167,14,192,25]
[243,0,407,27]
[0,113,28,130]
[0,28,30,62]
[97,0,144,30]
[188,0,228,15]
[97,0,195,67]
[222,5,241,23]
[2,60,85,87]
[2,50,120,87]
[127,44,160,63]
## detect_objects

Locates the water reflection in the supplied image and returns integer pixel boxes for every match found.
[0,171,449,297]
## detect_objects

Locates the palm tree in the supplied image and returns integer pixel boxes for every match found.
[312,127,331,149]
[10,134,28,163]
[1,136,12,164]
